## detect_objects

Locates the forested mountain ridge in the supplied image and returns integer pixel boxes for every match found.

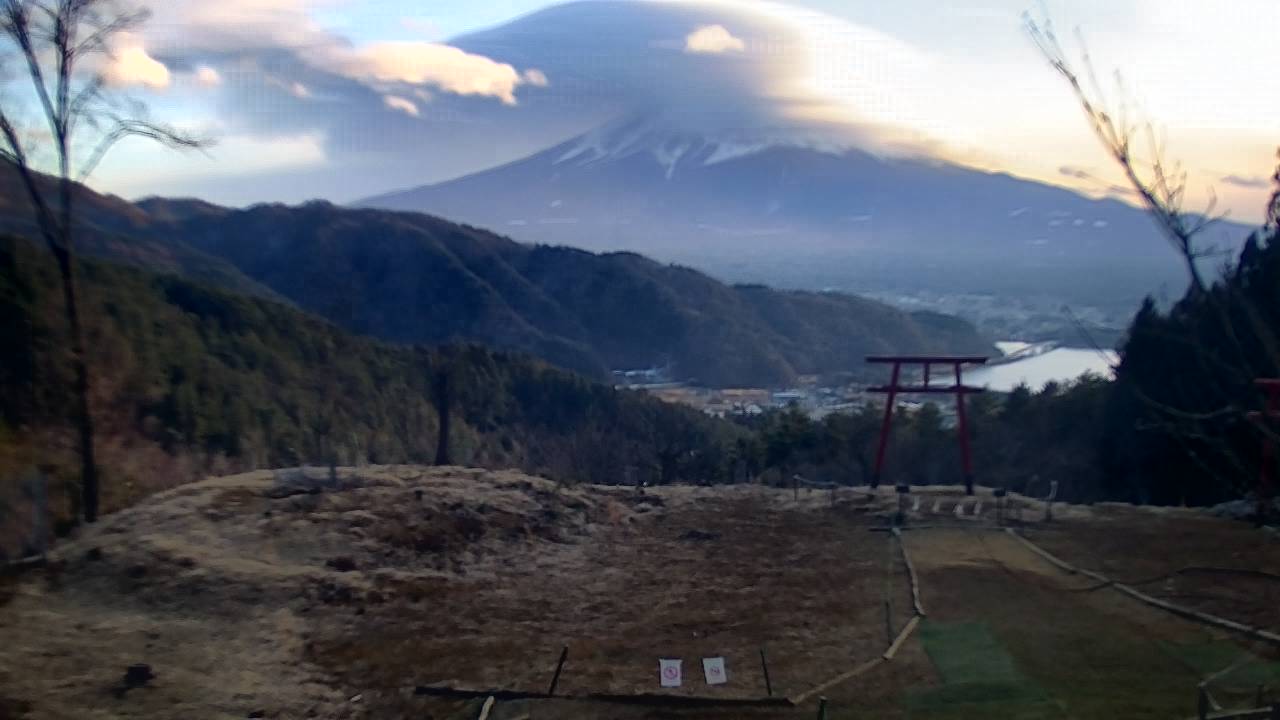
[1,162,991,387]
[0,163,286,304]
[0,234,735,541]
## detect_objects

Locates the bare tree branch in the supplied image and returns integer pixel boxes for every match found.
[3,1,60,147]
[1269,150,1280,231]
[1,0,209,524]
[77,115,205,180]
[0,107,61,252]
[1025,12,1224,292]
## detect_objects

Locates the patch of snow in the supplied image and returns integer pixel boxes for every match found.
[653,140,691,180]
[995,341,1032,356]
[704,141,772,166]
[553,114,856,173]
[556,139,605,165]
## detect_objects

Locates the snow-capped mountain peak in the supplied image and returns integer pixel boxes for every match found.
[552,113,855,179]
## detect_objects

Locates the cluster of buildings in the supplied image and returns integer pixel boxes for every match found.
[613,367,966,424]
[611,371,854,420]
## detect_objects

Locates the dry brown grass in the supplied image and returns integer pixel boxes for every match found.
[0,470,1276,720]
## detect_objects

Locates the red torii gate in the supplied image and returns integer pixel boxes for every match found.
[866,355,989,495]
[1249,379,1279,525]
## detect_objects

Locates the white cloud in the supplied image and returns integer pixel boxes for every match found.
[102,34,171,89]
[194,66,223,87]
[145,0,335,52]
[1222,174,1271,190]
[94,130,327,191]
[523,69,549,88]
[311,41,544,105]
[263,75,312,98]
[383,94,420,117]
[684,25,746,54]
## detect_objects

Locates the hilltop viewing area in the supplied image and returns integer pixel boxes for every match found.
[2,467,1277,719]
[1,0,1277,717]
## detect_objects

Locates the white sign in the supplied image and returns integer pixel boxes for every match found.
[659,659,682,688]
[702,657,727,685]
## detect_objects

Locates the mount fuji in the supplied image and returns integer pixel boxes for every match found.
[356,1,1252,329]
[362,112,1249,313]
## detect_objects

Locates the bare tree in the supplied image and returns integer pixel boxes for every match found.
[1268,149,1280,231]
[432,367,452,466]
[1026,13,1280,519]
[1023,12,1221,293]
[0,0,203,522]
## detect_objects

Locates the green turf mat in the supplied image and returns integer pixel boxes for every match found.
[908,621,1058,719]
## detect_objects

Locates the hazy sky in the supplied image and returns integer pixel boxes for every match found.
[17,0,1275,222]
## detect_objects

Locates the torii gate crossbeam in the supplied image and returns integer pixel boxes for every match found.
[866,355,988,495]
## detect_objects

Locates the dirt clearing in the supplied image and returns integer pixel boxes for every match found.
[0,470,1276,719]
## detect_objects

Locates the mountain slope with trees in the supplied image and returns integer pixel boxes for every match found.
[0,235,736,546]
[138,198,994,386]
[1,162,992,387]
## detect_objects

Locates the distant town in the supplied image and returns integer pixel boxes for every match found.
[612,366,967,425]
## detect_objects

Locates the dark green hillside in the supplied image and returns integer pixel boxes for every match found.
[0,162,285,303]
[158,201,992,386]
[0,235,735,526]
[2,163,991,387]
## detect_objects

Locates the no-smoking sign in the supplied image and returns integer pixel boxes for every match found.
[659,659,682,687]
[702,657,727,685]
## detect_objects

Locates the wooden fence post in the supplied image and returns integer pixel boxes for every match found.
[884,598,893,647]
[760,647,773,697]
[817,696,828,720]
[548,645,569,695]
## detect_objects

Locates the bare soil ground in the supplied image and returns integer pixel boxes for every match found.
[0,468,1276,720]
[1021,507,1280,636]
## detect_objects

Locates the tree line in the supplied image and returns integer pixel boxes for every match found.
[0,234,738,550]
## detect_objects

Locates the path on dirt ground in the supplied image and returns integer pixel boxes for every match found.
[896,527,1270,720]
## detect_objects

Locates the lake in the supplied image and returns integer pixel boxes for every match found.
[965,345,1118,392]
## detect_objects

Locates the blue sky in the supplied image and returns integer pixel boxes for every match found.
[17,0,1273,221]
